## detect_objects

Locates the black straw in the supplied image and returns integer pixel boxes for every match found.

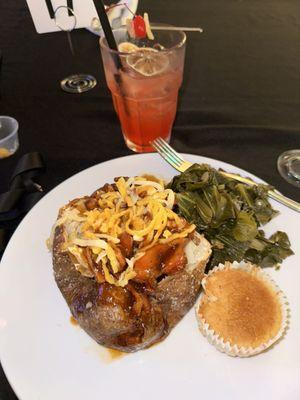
[97,0,118,51]
[97,0,127,111]
[97,0,122,69]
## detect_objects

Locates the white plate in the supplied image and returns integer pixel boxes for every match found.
[0,153,299,400]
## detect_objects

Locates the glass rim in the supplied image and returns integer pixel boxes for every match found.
[100,25,187,55]
[0,116,19,144]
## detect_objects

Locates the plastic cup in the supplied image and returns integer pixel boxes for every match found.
[0,116,19,159]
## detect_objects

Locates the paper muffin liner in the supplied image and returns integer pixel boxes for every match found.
[195,260,289,357]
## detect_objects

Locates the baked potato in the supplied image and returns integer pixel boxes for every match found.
[50,176,211,352]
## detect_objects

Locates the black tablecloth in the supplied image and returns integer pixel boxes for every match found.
[0,0,300,398]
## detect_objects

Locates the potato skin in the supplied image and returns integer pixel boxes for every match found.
[53,226,210,352]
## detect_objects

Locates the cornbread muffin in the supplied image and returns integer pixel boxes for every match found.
[196,261,288,357]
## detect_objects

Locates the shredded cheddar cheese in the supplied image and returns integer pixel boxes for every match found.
[49,175,196,287]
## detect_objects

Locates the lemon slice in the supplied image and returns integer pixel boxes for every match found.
[118,42,139,53]
[126,48,169,76]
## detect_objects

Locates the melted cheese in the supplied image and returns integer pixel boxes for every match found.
[50,175,196,287]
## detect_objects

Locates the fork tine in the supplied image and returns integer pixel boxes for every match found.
[152,140,183,168]
[154,138,185,163]
[152,140,182,168]
[152,138,193,172]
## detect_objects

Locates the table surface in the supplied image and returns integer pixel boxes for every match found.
[0,0,300,398]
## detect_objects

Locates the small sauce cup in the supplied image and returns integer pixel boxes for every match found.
[0,116,19,159]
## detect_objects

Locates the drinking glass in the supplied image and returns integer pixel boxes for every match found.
[277,150,300,187]
[100,27,186,152]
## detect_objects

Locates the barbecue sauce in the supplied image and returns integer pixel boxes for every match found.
[70,316,78,326]
[107,348,125,360]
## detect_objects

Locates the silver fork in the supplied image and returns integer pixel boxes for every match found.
[151,137,300,213]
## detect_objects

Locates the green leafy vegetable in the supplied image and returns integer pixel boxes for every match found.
[168,164,294,270]
[233,211,258,242]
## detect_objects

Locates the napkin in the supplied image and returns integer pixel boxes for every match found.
[0,50,2,98]
[0,152,45,258]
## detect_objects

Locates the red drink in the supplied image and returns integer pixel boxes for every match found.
[100,27,186,152]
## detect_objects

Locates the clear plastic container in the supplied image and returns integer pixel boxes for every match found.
[0,116,19,159]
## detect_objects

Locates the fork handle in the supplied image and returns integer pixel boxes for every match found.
[268,189,300,212]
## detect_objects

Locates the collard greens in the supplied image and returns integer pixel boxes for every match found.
[168,164,293,269]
